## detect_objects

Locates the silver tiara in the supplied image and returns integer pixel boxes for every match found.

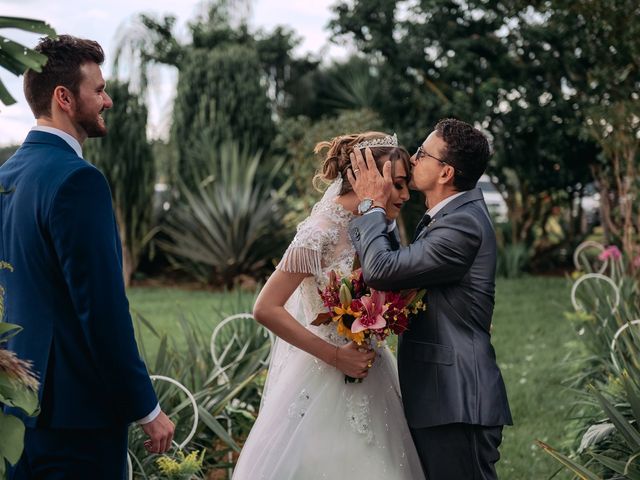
[354,133,398,150]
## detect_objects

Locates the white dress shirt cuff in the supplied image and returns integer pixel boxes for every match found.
[136,403,161,425]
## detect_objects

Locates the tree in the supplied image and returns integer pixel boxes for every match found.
[532,0,640,253]
[329,0,599,264]
[0,16,55,106]
[170,44,275,186]
[113,2,315,186]
[112,14,185,93]
[254,26,319,117]
[84,81,155,287]
[589,103,640,256]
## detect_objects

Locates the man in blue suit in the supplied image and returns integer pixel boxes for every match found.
[0,35,174,478]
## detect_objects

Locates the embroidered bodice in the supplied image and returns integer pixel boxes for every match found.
[277,199,356,331]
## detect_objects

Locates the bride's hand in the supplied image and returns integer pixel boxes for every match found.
[335,342,376,379]
[311,312,332,326]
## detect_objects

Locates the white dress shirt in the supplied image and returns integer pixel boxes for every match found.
[426,191,466,218]
[363,190,466,229]
[32,126,83,158]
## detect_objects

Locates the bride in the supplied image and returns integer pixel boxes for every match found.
[231,132,426,479]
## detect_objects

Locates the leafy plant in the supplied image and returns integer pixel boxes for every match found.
[0,16,56,106]
[497,243,530,279]
[539,243,640,478]
[156,141,288,287]
[127,290,270,478]
[0,263,39,478]
[156,449,205,479]
[319,57,382,113]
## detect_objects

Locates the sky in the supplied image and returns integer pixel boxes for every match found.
[0,0,350,145]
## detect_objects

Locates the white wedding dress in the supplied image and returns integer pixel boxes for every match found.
[232,180,425,480]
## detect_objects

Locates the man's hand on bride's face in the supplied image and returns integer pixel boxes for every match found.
[336,341,376,379]
[347,147,392,207]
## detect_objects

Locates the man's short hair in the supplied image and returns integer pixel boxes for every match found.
[435,118,491,191]
[23,35,104,118]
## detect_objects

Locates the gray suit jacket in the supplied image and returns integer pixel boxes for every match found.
[349,188,512,428]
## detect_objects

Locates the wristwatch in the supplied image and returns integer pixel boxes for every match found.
[357,198,374,215]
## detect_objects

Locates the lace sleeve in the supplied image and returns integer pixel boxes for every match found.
[276,216,329,277]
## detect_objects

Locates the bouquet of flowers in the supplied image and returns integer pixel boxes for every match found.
[318,268,426,382]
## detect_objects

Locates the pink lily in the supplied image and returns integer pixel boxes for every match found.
[599,245,622,261]
[352,290,388,333]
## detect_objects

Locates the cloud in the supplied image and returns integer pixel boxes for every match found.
[0,0,344,143]
[83,9,111,20]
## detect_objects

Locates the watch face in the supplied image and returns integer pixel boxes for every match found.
[358,199,374,214]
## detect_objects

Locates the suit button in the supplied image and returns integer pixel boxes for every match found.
[354,228,360,240]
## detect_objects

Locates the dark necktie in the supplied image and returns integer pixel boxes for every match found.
[412,213,432,241]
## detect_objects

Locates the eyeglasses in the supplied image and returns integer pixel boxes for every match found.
[414,145,464,176]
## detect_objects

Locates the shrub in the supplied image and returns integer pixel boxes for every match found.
[128,290,270,478]
[497,243,530,279]
[156,141,288,287]
[0,262,39,478]
[539,243,640,478]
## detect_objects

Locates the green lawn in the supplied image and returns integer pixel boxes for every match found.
[127,275,577,480]
[493,276,574,480]
[127,287,257,354]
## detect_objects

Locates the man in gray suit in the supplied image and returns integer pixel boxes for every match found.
[347,118,512,479]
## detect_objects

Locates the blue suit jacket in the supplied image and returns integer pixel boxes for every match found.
[0,131,157,428]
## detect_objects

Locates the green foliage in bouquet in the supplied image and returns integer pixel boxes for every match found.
[0,262,39,478]
[127,290,270,478]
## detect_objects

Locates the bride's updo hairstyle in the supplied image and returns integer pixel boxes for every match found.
[313,132,411,195]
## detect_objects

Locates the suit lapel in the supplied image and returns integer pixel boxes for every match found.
[415,188,484,241]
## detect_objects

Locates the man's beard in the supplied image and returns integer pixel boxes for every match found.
[76,107,108,138]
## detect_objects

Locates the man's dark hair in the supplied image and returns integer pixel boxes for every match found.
[23,35,104,118]
[435,118,491,191]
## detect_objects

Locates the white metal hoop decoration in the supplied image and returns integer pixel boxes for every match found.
[126,375,199,479]
[151,375,199,450]
[210,313,274,382]
[570,273,620,319]
[127,453,133,480]
[573,240,608,274]
[610,319,640,371]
